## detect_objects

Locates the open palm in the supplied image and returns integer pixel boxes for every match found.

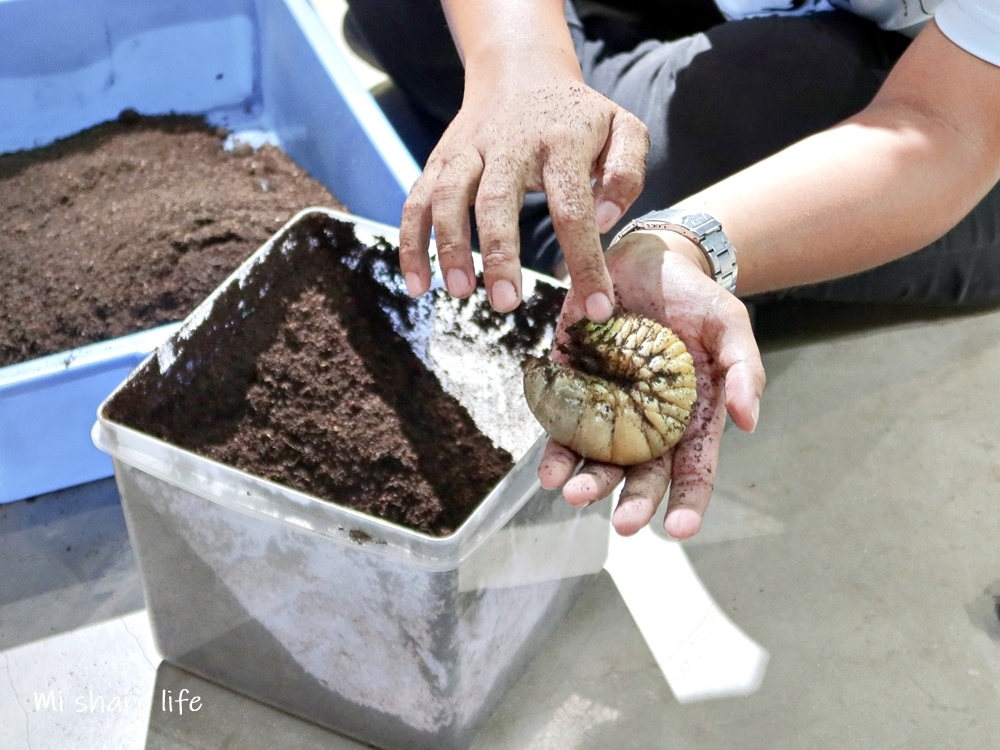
[537,233,765,539]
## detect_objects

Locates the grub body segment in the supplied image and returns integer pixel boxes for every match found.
[522,314,697,465]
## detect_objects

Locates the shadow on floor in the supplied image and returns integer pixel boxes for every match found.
[752,298,1000,350]
[0,478,144,650]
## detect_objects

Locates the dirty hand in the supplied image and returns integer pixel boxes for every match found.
[399,65,648,320]
[537,231,765,539]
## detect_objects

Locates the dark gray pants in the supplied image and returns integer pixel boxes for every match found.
[345,0,1000,307]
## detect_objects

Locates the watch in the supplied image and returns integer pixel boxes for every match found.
[609,209,738,295]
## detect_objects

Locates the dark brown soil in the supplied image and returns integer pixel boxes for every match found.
[105,213,565,536]
[3,114,567,536]
[0,111,343,368]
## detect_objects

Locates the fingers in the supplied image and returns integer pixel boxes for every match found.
[543,154,615,322]
[538,439,625,512]
[400,141,530,312]
[704,297,766,433]
[434,147,485,299]
[663,369,727,540]
[562,460,625,508]
[399,160,438,298]
[400,86,645,320]
[726,360,764,433]
[476,155,528,312]
[538,439,579,490]
[613,453,671,536]
[592,109,648,234]
[431,160,479,299]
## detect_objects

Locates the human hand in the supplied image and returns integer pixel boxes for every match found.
[536,231,765,539]
[399,65,648,321]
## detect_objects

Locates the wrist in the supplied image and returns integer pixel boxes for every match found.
[631,229,714,278]
[448,0,580,76]
[609,209,738,295]
[606,230,713,285]
[464,44,582,87]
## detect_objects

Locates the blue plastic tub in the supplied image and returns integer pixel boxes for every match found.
[0,0,421,503]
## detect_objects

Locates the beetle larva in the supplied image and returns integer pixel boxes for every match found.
[522,313,697,465]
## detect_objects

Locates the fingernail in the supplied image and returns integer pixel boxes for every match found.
[595,200,623,234]
[750,397,760,432]
[490,279,519,311]
[446,268,472,297]
[585,292,613,322]
[404,272,423,297]
[664,507,702,540]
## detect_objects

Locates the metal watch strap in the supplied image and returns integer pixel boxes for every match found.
[609,209,738,295]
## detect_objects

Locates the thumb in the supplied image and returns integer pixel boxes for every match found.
[711,299,765,432]
[592,109,648,233]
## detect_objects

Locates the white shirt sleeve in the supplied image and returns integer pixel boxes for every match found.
[827,0,940,35]
[935,0,1000,66]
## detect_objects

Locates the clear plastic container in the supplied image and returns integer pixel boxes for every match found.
[92,209,611,749]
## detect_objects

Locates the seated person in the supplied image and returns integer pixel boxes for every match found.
[346,0,1000,538]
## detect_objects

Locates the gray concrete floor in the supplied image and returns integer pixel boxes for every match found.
[2,299,998,749]
[2,2,999,747]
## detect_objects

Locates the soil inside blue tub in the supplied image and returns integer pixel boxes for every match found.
[0,111,343,368]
